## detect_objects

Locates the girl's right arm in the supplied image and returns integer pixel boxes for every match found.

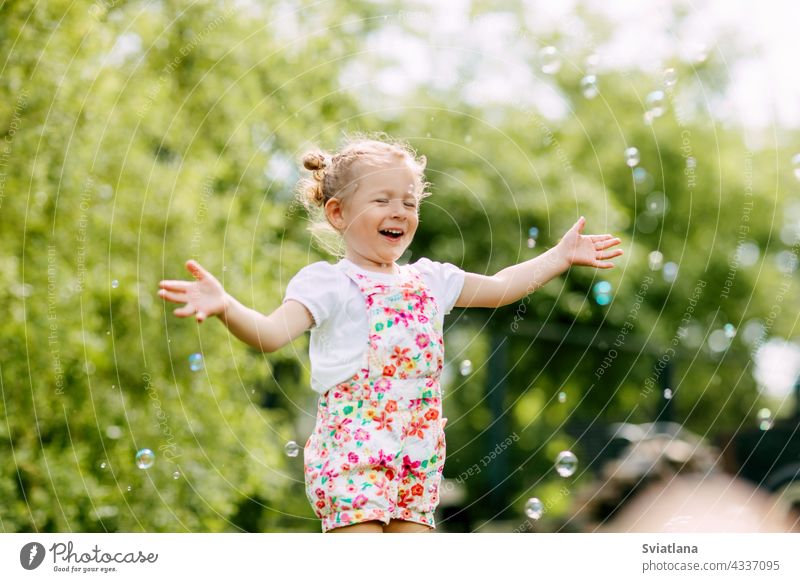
[158,260,314,353]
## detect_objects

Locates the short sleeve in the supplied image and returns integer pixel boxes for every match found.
[283,262,342,328]
[413,257,466,315]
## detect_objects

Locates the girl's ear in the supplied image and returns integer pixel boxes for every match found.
[324,197,346,231]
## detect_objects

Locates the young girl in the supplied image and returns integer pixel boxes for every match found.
[158,135,623,533]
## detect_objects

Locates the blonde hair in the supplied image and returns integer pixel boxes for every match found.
[295,131,430,256]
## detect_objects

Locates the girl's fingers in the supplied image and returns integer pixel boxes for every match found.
[159,280,192,292]
[595,238,622,250]
[589,234,614,242]
[596,261,616,269]
[185,259,206,280]
[597,249,624,260]
[173,304,196,318]
[573,216,586,233]
[158,289,187,303]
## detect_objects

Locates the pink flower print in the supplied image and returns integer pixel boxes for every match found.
[424,351,433,363]
[374,377,391,393]
[415,333,430,348]
[390,346,412,367]
[368,449,395,469]
[315,488,326,500]
[331,417,352,441]
[385,399,398,413]
[352,494,368,509]
[418,314,429,324]
[411,483,424,497]
[348,452,359,464]
[424,408,439,421]
[354,428,371,441]
[346,482,358,495]
[406,417,429,439]
[400,454,422,480]
[383,364,397,377]
[372,411,394,431]
[396,310,414,327]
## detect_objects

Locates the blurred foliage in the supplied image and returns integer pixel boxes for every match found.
[1,0,797,532]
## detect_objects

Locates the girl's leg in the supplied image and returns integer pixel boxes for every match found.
[383,519,434,533]
[327,520,384,533]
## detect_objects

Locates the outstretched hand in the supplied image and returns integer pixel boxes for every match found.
[556,216,623,269]
[158,260,226,323]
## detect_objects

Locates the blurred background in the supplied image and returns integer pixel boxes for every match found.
[1,0,799,533]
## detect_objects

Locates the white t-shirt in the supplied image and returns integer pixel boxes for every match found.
[283,257,466,394]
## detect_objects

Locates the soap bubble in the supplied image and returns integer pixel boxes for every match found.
[645,90,666,118]
[624,147,640,168]
[663,67,678,88]
[757,408,773,431]
[580,75,599,99]
[558,391,567,403]
[648,251,664,270]
[741,319,765,346]
[538,46,561,74]
[775,250,798,274]
[524,497,544,519]
[459,359,473,376]
[645,191,668,215]
[662,262,678,282]
[188,353,204,372]
[593,280,613,306]
[734,241,760,267]
[527,226,539,249]
[663,388,673,400]
[284,440,301,458]
[555,450,578,477]
[135,448,155,470]
[708,329,732,353]
[172,471,181,480]
[723,323,737,339]
[792,153,800,181]
[111,279,119,289]
[99,461,107,470]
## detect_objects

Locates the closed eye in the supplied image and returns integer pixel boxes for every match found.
[404,202,417,209]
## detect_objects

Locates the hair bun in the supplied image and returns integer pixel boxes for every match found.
[303,151,328,172]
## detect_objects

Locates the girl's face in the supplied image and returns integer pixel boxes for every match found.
[326,158,420,270]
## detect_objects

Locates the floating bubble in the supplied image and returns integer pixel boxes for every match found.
[723,323,737,339]
[592,280,613,306]
[105,425,122,440]
[792,153,800,181]
[636,212,658,234]
[111,279,119,289]
[663,67,678,88]
[284,440,300,458]
[135,448,155,470]
[648,250,664,270]
[127,485,132,492]
[99,462,107,470]
[524,497,544,520]
[662,262,678,282]
[538,46,561,74]
[632,167,649,185]
[624,147,640,168]
[734,241,760,267]
[757,408,773,431]
[663,388,673,400]
[707,329,732,353]
[580,75,598,99]
[780,223,799,245]
[555,450,578,477]
[775,250,798,274]
[645,90,666,118]
[558,391,567,403]
[188,353,204,372]
[645,191,668,215]
[172,471,181,480]
[527,226,539,249]
[742,319,766,346]
[459,359,473,376]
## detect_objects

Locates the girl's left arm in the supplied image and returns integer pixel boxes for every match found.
[454,216,623,309]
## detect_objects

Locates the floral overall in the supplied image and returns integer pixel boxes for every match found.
[303,262,447,532]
